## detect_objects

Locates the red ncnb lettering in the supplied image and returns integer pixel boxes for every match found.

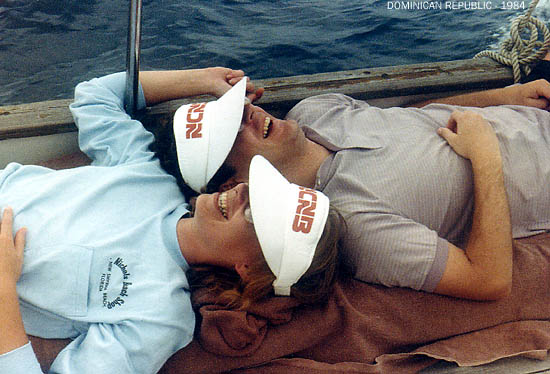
[292,187,318,233]
[189,103,206,112]
[184,103,206,139]
[298,187,317,202]
[187,103,206,123]
[292,215,314,233]
[186,123,202,139]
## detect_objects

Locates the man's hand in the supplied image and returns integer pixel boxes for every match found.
[437,110,501,163]
[434,111,512,301]
[498,79,550,109]
[410,79,550,109]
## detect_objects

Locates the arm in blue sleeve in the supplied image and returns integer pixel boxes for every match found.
[69,72,152,167]
[50,321,189,374]
[0,342,43,374]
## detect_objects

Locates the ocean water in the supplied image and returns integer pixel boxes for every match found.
[1,0,549,106]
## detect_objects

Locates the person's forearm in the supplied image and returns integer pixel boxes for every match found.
[0,282,28,355]
[139,69,217,106]
[464,152,513,299]
[434,111,514,300]
[411,79,550,109]
[409,88,505,108]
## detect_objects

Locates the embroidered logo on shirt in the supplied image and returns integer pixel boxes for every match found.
[98,257,133,309]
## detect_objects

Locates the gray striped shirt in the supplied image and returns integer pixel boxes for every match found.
[286,94,550,291]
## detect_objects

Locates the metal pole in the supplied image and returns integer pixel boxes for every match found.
[124,0,142,117]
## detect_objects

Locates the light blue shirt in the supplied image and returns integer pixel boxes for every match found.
[0,73,194,373]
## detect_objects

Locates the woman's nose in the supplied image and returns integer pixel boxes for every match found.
[235,182,249,201]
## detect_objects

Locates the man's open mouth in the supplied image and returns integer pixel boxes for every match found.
[218,192,228,218]
[263,117,272,138]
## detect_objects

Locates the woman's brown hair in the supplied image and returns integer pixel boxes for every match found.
[187,207,345,310]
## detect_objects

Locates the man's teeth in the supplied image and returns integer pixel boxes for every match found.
[218,192,228,218]
[263,117,271,138]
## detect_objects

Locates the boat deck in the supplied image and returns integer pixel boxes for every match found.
[1,58,549,373]
[422,356,550,373]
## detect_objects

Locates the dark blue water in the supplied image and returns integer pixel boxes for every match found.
[1,0,546,105]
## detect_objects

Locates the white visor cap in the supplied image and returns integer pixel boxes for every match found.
[173,78,247,193]
[249,155,330,296]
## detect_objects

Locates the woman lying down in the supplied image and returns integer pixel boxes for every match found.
[0,68,343,374]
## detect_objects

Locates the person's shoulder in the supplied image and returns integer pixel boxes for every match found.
[300,93,363,106]
[289,93,367,122]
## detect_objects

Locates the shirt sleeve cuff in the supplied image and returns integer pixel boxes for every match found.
[0,342,44,374]
[421,237,449,292]
[137,82,147,111]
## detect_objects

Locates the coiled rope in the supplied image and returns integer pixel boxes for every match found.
[474,0,550,82]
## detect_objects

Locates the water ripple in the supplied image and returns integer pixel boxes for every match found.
[0,0,540,105]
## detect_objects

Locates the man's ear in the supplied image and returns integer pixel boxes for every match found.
[234,263,252,283]
[219,177,241,192]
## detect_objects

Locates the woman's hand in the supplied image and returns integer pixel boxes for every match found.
[0,207,26,287]
[207,67,264,102]
[140,68,264,106]
[0,207,29,355]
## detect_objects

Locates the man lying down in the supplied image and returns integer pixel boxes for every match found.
[153,72,550,301]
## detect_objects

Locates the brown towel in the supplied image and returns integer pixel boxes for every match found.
[160,233,550,374]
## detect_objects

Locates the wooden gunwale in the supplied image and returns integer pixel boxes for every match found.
[0,58,513,140]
